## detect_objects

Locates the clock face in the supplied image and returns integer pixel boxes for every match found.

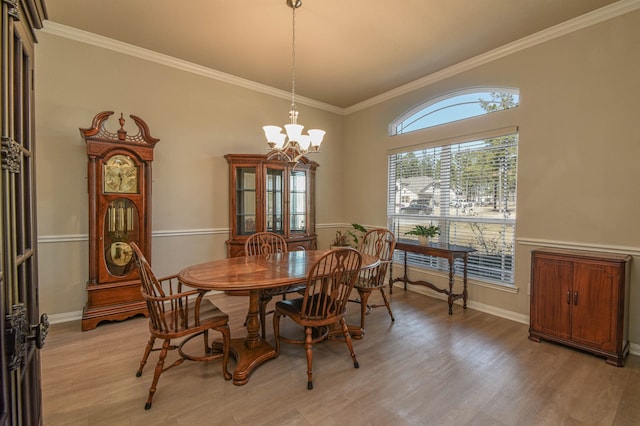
[104,154,138,193]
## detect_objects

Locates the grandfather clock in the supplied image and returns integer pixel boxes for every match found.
[81,111,159,330]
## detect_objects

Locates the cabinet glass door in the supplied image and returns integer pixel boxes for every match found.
[290,170,307,233]
[265,167,284,234]
[236,167,257,235]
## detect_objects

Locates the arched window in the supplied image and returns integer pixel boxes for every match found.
[391,88,519,135]
[387,88,519,286]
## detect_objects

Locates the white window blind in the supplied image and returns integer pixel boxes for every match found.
[387,133,518,285]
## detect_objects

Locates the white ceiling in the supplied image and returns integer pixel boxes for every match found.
[44,0,623,109]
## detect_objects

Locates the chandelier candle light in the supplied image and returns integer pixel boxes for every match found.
[263,0,325,163]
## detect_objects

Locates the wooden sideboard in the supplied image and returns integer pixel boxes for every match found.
[529,248,631,366]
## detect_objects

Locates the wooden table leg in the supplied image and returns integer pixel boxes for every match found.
[447,254,454,315]
[228,289,276,385]
[462,253,468,309]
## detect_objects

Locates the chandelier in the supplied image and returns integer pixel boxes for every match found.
[263,0,325,163]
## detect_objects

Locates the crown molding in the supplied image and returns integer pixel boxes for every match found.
[40,21,343,115]
[41,0,640,115]
[345,0,640,114]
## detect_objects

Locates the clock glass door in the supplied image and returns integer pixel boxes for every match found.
[103,198,138,276]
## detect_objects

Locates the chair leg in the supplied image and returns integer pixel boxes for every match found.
[340,318,359,369]
[202,329,209,354]
[273,311,282,356]
[379,287,395,322]
[304,326,314,390]
[216,324,232,380]
[357,288,373,332]
[145,339,171,410]
[136,335,156,377]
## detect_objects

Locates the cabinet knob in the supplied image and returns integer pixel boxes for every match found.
[574,291,579,306]
[567,291,570,304]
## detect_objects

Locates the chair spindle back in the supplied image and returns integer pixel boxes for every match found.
[131,242,199,334]
[300,248,362,320]
[358,228,396,286]
[244,232,289,256]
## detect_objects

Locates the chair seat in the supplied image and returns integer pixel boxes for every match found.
[150,298,229,340]
[276,294,344,327]
[260,283,306,299]
[354,275,383,290]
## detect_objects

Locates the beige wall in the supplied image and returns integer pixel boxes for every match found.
[35,33,345,315]
[35,10,640,346]
[342,10,640,341]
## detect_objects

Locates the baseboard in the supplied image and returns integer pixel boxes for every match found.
[47,288,640,358]
[399,283,528,324]
[45,290,224,325]
[47,310,83,324]
[396,283,640,357]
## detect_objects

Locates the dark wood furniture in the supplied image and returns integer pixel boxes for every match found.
[81,112,159,330]
[390,240,476,314]
[225,153,318,257]
[177,250,379,385]
[528,248,631,367]
[1,1,48,424]
[350,228,397,338]
[273,248,363,390]
[130,243,231,410]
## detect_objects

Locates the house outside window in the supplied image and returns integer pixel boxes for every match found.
[388,89,519,286]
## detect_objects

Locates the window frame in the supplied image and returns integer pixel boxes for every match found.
[390,87,519,136]
[387,88,519,287]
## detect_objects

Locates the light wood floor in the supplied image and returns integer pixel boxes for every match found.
[41,289,640,426]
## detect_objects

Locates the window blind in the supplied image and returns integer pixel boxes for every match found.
[387,133,518,285]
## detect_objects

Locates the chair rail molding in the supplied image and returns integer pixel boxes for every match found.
[517,237,640,257]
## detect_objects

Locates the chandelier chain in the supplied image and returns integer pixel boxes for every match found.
[262,0,324,163]
[290,3,297,114]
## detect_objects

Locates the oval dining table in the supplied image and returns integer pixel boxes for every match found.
[178,249,379,385]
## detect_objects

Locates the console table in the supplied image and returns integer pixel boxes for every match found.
[390,240,476,314]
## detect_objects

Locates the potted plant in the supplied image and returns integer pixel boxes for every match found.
[331,230,351,248]
[331,224,368,248]
[405,224,440,245]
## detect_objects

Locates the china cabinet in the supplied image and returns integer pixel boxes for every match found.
[529,248,631,366]
[225,154,318,257]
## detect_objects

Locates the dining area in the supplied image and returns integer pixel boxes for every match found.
[42,261,640,426]
[40,241,640,424]
[129,228,393,410]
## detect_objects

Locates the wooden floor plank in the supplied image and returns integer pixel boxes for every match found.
[41,290,639,425]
